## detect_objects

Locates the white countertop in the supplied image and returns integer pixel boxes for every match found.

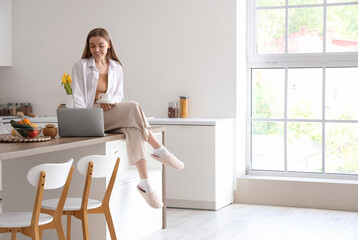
[148,117,234,126]
[0,116,234,134]
[0,116,57,123]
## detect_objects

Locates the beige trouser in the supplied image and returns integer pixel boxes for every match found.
[97,101,151,165]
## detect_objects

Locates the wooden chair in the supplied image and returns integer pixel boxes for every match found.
[0,159,74,240]
[41,154,120,240]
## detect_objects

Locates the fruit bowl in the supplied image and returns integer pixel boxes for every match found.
[13,126,43,138]
[5,121,43,139]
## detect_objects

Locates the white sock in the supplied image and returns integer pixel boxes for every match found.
[138,179,153,193]
[153,145,170,158]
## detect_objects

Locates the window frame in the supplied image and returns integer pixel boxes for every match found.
[246,0,358,179]
[247,0,358,65]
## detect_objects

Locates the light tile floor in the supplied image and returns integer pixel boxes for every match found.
[143,204,358,240]
[1,202,358,240]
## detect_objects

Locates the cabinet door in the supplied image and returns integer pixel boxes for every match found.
[162,125,216,202]
[0,0,12,66]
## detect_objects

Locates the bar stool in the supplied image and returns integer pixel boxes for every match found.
[41,154,120,240]
[0,159,74,240]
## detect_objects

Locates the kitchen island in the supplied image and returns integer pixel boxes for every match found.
[0,127,166,240]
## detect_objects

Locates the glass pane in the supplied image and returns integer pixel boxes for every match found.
[287,122,322,172]
[289,0,322,5]
[257,9,285,54]
[252,69,285,119]
[288,7,323,53]
[326,5,358,52]
[252,121,284,171]
[326,68,358,120]
[326,123,358,174]
[257,0,285,7]
[287,68,322,119]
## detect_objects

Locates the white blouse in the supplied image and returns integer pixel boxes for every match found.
[72,56,124,108]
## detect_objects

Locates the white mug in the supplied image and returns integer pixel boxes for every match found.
[98,93,112,102]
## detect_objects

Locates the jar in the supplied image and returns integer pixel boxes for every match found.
[43,124,57,138]
[8,103,16,116]
[0,104,9,116]
[18,103,25,114]
[179,96,189,118]
[168,102,178,118]
[20,103,32,116]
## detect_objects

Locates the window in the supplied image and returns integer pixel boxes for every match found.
[248,0,358,177]
[254,0,358,55]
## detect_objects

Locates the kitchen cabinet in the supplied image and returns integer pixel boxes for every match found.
[0,0,12,66]
[149,118,234,210]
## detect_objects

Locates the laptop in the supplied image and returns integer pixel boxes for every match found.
[57,108,106,137]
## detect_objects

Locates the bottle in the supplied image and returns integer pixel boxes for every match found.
[18,103,24,114]
[8,103,16,116]
[179,96,189,118]
[168,102,178,118]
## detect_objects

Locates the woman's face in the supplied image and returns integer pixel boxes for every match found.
[89,36,111,60]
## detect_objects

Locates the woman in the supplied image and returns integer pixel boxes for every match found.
[72,28,184,208]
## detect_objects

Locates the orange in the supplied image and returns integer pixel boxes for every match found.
[23,119,31,125]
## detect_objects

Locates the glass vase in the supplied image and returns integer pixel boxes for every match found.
[65,94,74,108]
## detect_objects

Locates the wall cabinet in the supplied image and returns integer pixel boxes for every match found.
[149,118,234,210]
[0,0,12,66]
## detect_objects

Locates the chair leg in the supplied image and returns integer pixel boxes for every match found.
[104,207,117,240]
[54,219,66,240]
[11,232,16,240]
[32,229,40,240]
[81,212,89,240]
[67,215,72,240]
[39,228,43,239]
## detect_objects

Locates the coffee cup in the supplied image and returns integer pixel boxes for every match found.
[98,93,113,102]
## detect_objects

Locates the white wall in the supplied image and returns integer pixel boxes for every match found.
[0,0,236,118]
[0,0,12,66]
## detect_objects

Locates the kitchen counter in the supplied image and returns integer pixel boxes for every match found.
[0,132,141,161]
[0,127,167,239]
[0,116,57,123]
[148,117,233,126]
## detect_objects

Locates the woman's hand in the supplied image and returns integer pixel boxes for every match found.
[100,103,116,111]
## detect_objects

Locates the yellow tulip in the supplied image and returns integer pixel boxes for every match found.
[61,72,72,94]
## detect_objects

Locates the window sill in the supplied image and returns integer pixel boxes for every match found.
[238,174,358,185]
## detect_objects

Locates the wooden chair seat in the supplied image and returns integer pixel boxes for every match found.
[42,198,102,211]
[0,212,53,228]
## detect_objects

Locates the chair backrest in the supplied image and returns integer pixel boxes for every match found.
[77,154,118,178]
[27,159,74,189]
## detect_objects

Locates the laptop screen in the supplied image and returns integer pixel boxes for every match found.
[57,108,105,137]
